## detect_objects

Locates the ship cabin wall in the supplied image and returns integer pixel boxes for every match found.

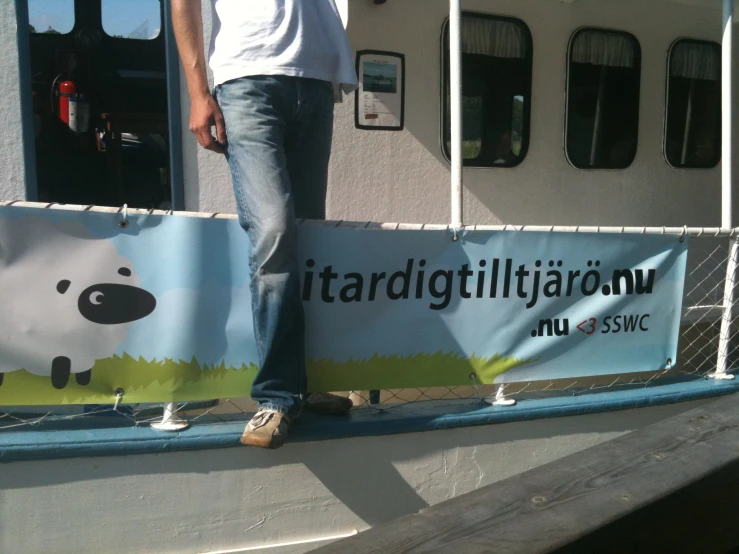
[2,0,738,227]
[1,1,28,201]
[190,0,739,227]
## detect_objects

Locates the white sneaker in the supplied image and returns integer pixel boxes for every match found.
[240,409,290,449]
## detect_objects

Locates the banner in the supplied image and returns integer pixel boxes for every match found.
[0,207,687,404]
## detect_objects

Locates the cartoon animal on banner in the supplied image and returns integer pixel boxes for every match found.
[0,217,156,389]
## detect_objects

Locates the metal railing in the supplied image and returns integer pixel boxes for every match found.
[0,202,738,431]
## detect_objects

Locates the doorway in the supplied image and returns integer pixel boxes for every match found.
[25,0,180,209]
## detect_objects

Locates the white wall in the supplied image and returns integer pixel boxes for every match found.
[0,1,28,201]
[329,0,727,226]
[190,0,736,227]
[2,0,734,222]
[0,400,707,554]
[180,0,236,214]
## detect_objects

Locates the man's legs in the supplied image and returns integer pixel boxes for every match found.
[283,78,353,415]
[216,76,306,424]
[216,76,350,448]
[284,79,334,220]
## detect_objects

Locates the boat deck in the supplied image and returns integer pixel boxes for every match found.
[314,391,739,553]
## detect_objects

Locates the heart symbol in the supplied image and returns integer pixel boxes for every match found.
[577,318,597,335]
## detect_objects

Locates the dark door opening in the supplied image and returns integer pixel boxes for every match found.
[28,0,171,209]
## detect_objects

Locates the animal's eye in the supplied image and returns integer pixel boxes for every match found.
[78,283,156,325]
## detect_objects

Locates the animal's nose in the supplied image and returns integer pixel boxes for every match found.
[78,284,156,324]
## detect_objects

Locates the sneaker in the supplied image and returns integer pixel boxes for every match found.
[240,409,290,449]
[304,392,353,416]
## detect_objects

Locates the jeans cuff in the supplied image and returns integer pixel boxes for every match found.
[258,402,289,414]
[258,401,302,420]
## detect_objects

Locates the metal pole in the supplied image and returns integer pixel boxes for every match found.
[723,0,733,229]
[450,0,464,229]
[717,237,739,378]
[715,0,736,380]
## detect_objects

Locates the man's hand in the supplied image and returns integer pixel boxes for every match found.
[190,94,227,154]
[171,0,227,154]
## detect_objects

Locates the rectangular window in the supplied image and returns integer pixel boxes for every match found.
[28,0,75,35]
[442,13,533,167]
[566,29,641,169]
[102,0,162,40]
[665,40,721,168]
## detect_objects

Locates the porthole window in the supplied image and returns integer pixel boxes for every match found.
[442,13,533,167]
[102,0,162,40]
[665,40,721,168]
[566,28,641,169]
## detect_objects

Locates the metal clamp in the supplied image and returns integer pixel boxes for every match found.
[151,402,190,432]
[486,383,516,407]
[469,373,483,404]
[113,388,124,411]
[119,204,129,228]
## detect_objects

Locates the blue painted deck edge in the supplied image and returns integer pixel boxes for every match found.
[2,378,738,462]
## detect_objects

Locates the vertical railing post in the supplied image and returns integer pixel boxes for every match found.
[449,0,464,230]
[715,0,737,380]
[722,0,733,231]
[452,0,515,406]
[716,237,739,379]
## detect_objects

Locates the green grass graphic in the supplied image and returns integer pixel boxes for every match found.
[0,352,532,405]
[0,355,258,405]
[308,352,533,391]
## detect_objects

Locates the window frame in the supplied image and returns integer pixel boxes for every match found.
[663,37,721,170]
[564,26,642,171]
[439,11,534,169]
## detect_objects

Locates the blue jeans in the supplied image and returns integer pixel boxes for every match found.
[215,76,335,417]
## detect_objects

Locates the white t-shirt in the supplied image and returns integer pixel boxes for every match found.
[208,0,358,95]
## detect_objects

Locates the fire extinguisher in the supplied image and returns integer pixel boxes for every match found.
[56,79,89,133]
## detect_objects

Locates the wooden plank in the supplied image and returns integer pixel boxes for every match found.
[313,393,739,554]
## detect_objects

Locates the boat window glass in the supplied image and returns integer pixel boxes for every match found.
[102,0,162,40]
[665,40,721,168]
[28,0,75,35]
[442,13,533,167]
[566,29,641,169]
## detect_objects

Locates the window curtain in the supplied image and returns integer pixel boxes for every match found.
[462,17,527,59]
[571,30,635,68]
[670,42,719,81]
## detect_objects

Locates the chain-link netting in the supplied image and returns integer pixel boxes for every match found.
[2,230,738,431]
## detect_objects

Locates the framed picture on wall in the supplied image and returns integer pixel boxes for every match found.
[355,50,405,131]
